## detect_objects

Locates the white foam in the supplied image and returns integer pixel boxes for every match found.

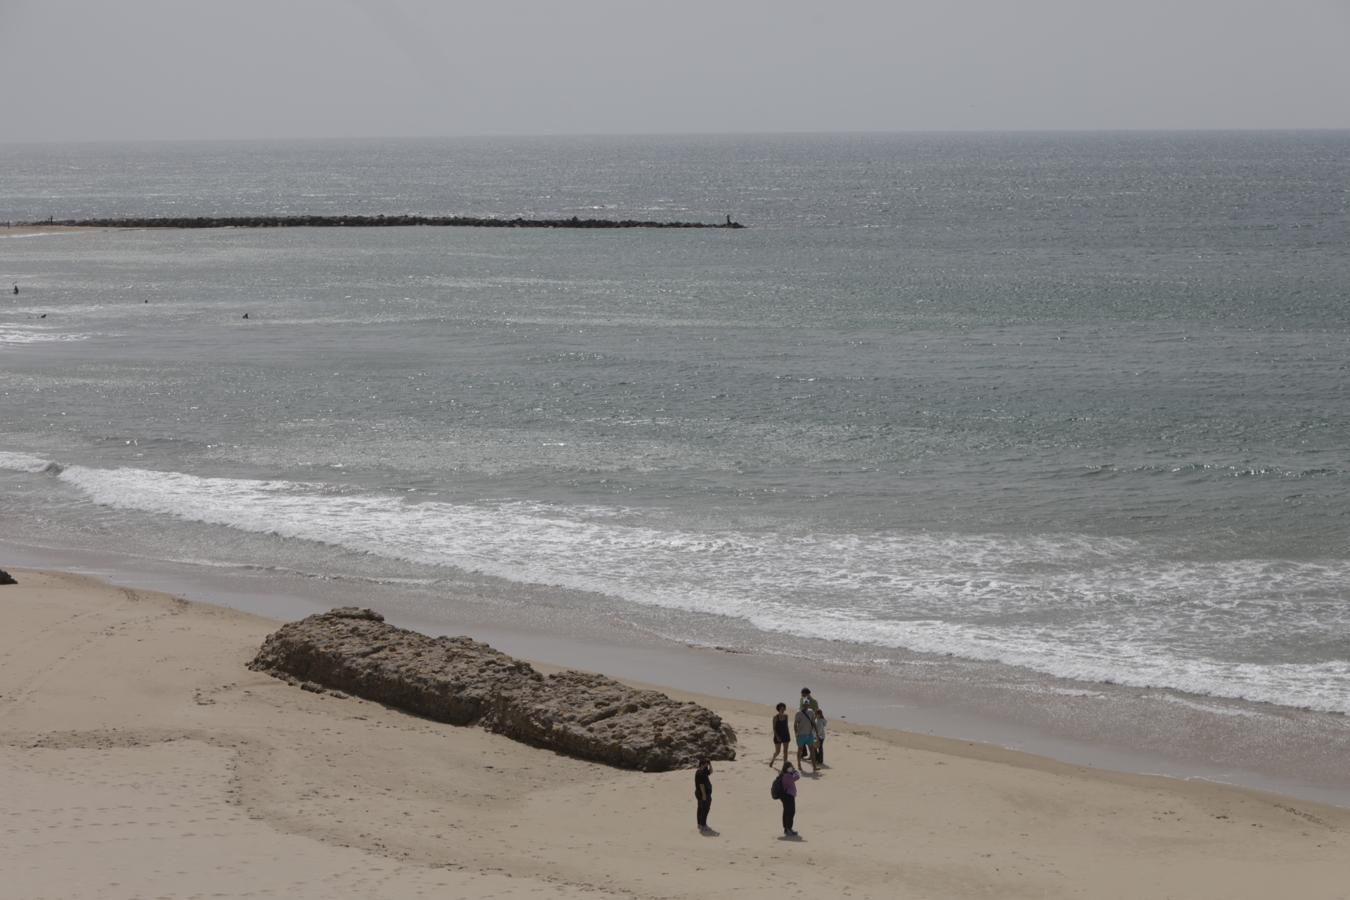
[30,461,1350,716]
[0,326,92,344]
[1150,693,1271,720]
[0,451,52,473]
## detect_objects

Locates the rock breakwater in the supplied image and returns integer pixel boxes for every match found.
[248,607,737,771]
[34,214,744,230]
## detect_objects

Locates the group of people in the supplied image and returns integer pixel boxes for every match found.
[773,686,827,771]
[693,687,828,839]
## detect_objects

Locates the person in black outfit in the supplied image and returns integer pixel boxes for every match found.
[694,758,714,833]
[770,702,791,765]
[812,706,827,767]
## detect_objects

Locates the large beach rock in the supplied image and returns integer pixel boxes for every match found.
[249,608,737,771]
[0,568,16,585]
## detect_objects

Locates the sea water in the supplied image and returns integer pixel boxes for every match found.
[1,133,1347,757]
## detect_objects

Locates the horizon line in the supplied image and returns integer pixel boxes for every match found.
[3,126,1350,147]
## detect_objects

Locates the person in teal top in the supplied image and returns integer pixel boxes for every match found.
[793,706,817,772]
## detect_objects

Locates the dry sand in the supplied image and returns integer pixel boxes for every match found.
[2,568,1348,900]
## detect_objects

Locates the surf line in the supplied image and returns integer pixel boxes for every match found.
[29,214,745,230]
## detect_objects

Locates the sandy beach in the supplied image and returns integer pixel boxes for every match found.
[2,568,1348,900]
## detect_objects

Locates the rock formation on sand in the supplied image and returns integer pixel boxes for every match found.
[0,568,16,585]
[249,608,737,771]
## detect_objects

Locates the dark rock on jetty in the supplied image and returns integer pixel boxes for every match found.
[35,214,744,230]
[248,607,737,771]
[0,568,16,585]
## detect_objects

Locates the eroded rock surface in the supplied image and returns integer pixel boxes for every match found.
[249,607,736,771]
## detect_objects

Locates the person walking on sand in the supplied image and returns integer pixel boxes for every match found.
[778,760,801,836]
[799,687,819,714]
[694,757,714,833]
[770,702,791,766]
[794,705,817,773]
[812,706,828,767]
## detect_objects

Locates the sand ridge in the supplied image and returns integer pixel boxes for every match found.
[2,569,1348,899]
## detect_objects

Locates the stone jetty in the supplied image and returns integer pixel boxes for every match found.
[32,214,744,230]
[249,607,738,771]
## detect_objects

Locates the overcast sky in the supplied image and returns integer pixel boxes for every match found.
[2,0,1348,142]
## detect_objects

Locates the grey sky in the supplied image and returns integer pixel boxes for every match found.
[2,0,1348,141]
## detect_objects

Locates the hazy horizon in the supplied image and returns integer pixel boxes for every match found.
[3,125,1350,149]
[3,0,1349,143]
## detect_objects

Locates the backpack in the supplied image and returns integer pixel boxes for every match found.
[770,774,784,800]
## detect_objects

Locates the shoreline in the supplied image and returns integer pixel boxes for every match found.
[2,566,1349,898]
[5,536,1350,811]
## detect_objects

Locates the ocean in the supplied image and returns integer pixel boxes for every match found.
[2,132,1348,792]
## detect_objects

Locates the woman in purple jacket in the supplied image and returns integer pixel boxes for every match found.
[778,760,801,837]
